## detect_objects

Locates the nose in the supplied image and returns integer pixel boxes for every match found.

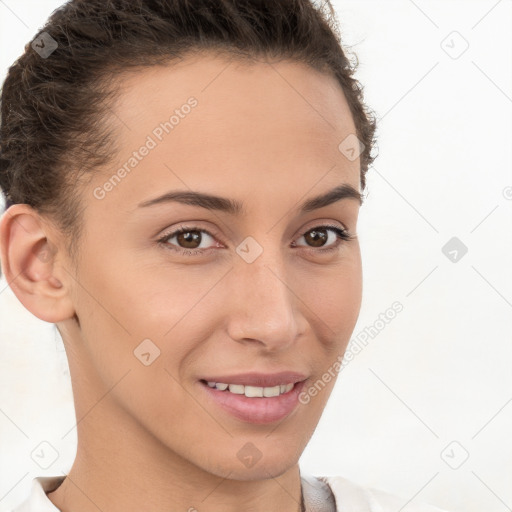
[224,253,307,352]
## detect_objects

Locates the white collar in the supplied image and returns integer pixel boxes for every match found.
[13,475,64,512]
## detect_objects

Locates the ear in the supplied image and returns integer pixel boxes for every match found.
[0,204,76,323]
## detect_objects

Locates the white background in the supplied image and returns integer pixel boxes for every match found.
[0,1,511,511]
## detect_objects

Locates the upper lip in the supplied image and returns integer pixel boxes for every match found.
[200,371,308,388]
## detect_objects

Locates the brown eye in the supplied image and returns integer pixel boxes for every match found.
[303,227,329,247]
[295,225,349,250]
[158,223,352,257]
[176,229,202,249]
[158,226,218,255]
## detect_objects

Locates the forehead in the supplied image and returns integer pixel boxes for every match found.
[91,52,360,211]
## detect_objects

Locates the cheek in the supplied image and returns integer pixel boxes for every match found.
[71,257,208,432]
[69,252,182,382]
[299,254,363,339]
[76,258,225,404]
[332,264,362,333]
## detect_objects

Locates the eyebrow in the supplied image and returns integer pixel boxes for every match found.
[137,183,362,215]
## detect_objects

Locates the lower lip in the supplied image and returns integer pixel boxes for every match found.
[199,379,307,424]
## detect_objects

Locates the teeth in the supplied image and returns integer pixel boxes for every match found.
[244,385,263,397]
[228,384,245,395]
[205,381,295,397]
[263,385,281,397]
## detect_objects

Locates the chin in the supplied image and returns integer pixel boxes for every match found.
[205,448,299,481]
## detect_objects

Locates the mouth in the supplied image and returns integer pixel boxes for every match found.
[198,378,307,424]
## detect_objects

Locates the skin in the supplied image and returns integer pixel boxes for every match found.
[0,53,363,512]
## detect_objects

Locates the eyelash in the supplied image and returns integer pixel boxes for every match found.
[157,223,355,257]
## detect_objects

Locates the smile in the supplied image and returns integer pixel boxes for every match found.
[202,380,295,397]
[198,378,307,424]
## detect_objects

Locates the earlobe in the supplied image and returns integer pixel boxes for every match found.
[0,204,76,323]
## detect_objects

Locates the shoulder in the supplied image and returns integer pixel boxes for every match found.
[315,473,451,511]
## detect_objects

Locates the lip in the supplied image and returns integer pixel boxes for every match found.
[199,371,308,388]
[199,378,307,424]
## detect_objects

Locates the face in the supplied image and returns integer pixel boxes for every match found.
[4,53,363,480]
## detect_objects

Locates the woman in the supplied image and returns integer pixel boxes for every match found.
[0,0,451,510]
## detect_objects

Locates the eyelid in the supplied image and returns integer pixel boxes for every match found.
[158,222,223,243]
[301,219,349,235]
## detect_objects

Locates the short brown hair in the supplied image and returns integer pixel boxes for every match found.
[0,0,377,270]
